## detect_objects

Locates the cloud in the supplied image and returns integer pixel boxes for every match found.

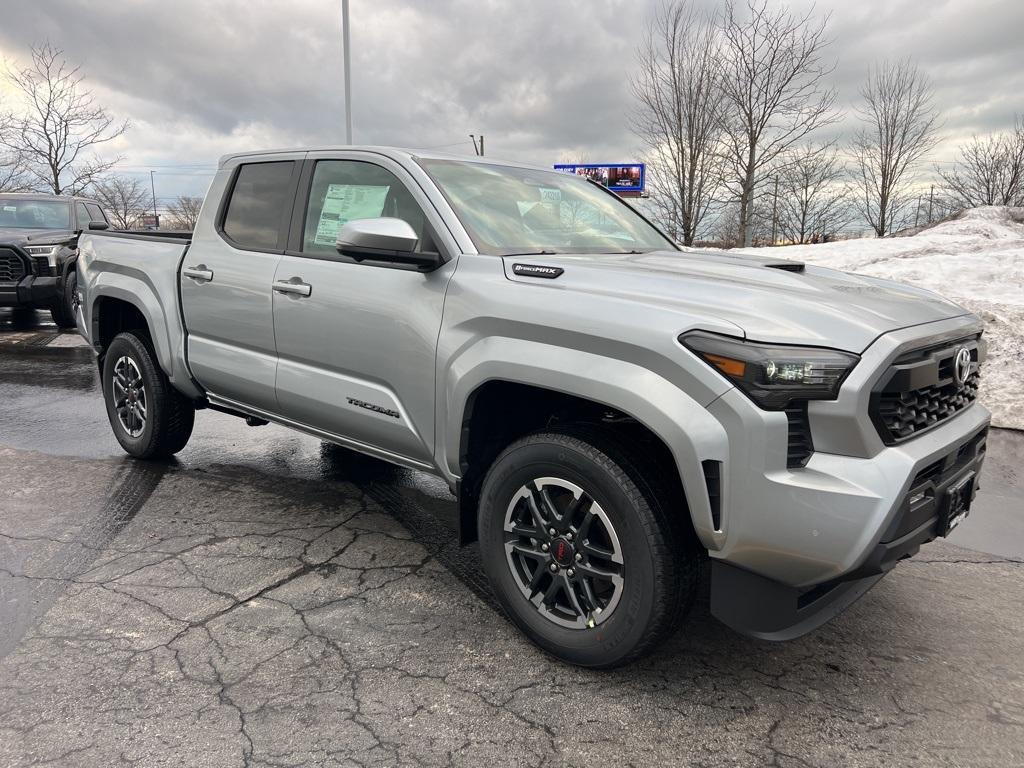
[0,0,1020,201]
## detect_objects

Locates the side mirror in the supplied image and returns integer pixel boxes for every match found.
[336,217,440,270]
[88,221,110,231]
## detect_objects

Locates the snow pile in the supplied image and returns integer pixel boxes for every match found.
[744,207,1024,430]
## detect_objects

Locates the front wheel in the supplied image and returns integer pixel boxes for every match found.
[478,430,697,667]
[102,331,195,459]
[50,269,78,330]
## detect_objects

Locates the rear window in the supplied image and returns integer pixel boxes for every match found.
[221,161,295,250]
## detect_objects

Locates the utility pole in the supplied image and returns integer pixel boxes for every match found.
[915,193,922,227]
[469,135,479,156]
[927,184,934,224]
[150,170,158,228]
[479,135,484,156]
[342,0,353,144]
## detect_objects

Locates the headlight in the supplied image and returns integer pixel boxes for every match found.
[24,244,62,268]
[681,331,859,409]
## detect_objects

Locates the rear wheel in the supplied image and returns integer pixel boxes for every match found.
[478,429,697,667]
[102,331,195,458]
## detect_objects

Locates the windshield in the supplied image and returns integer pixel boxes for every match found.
[0,198,72,229]
[418,159,675,255]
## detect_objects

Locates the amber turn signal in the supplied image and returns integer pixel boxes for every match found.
[704,353,746,378]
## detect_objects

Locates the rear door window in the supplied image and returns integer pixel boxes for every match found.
[221,161,296,251]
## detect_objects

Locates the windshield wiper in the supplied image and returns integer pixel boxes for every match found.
[501,250,560,257]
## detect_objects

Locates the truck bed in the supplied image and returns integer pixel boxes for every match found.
[77,229,196,396]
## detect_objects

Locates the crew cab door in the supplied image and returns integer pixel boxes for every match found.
[271,153,457,466]
[180,156,302,412]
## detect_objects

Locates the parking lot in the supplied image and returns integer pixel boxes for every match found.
[1,311,1023,767]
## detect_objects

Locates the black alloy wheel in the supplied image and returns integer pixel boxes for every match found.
[478,429,697,668]
[503,476,625,629]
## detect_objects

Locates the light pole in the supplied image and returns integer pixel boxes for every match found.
[149,170,158,229]
[342,0,352,144]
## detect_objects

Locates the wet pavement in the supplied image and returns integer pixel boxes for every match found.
[1,309,1023,767]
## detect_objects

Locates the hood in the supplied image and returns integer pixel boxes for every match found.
[0,228,74,246]
[503,249,970,353]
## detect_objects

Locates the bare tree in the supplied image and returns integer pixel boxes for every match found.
[1,43,128,195]
[166,195,204,230]
[0,146,34,192]
[775,142,851,244]
[938,121,1024,208]
[718,0,839,246]
[0,110,35,192]
[93,175,150,229]
[851,59,940,236]
[632,1,724,245]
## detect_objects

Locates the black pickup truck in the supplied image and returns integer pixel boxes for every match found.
[0,192,111,328]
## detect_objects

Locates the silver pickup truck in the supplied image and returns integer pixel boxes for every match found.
[76,147,990,667]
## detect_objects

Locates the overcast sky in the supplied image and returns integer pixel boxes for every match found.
[1,0,1021,204]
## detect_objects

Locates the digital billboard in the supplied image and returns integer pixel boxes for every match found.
[553,163,645,193]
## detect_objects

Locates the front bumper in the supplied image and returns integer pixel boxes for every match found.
[0,244,60,308]
[0,275,59,308]
[701,315,991,640]
[710,418,988,640]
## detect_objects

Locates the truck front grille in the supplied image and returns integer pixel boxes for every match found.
[0,248,27,283]
[870,336,984,444]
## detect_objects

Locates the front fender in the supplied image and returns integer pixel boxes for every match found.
[440,337,731,550]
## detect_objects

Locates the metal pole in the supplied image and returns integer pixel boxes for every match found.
[150,170,158,228]
[342,0,353,144]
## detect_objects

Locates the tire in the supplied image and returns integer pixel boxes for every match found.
[477,429,697,668]
[50,269,78,329]
[102,331,195,459]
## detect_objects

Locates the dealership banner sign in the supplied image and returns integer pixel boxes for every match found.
[553,163,646,193]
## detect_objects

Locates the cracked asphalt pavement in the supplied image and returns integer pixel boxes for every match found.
[1,312,1023,767]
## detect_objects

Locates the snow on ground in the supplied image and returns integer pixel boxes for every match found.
[741,206,1024,430]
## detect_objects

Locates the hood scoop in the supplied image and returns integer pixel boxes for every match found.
[763,261,805,273]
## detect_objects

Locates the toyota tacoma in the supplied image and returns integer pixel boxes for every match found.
[75,147,989,667]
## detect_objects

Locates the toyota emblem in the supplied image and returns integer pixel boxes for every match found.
[953,347,972,387]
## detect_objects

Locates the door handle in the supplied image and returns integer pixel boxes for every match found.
[183,265,214,281]
[272,279,312,297]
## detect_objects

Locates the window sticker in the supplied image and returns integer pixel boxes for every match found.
[313,183,390,245]
[539,187,561,205]
[3,206,16,212]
